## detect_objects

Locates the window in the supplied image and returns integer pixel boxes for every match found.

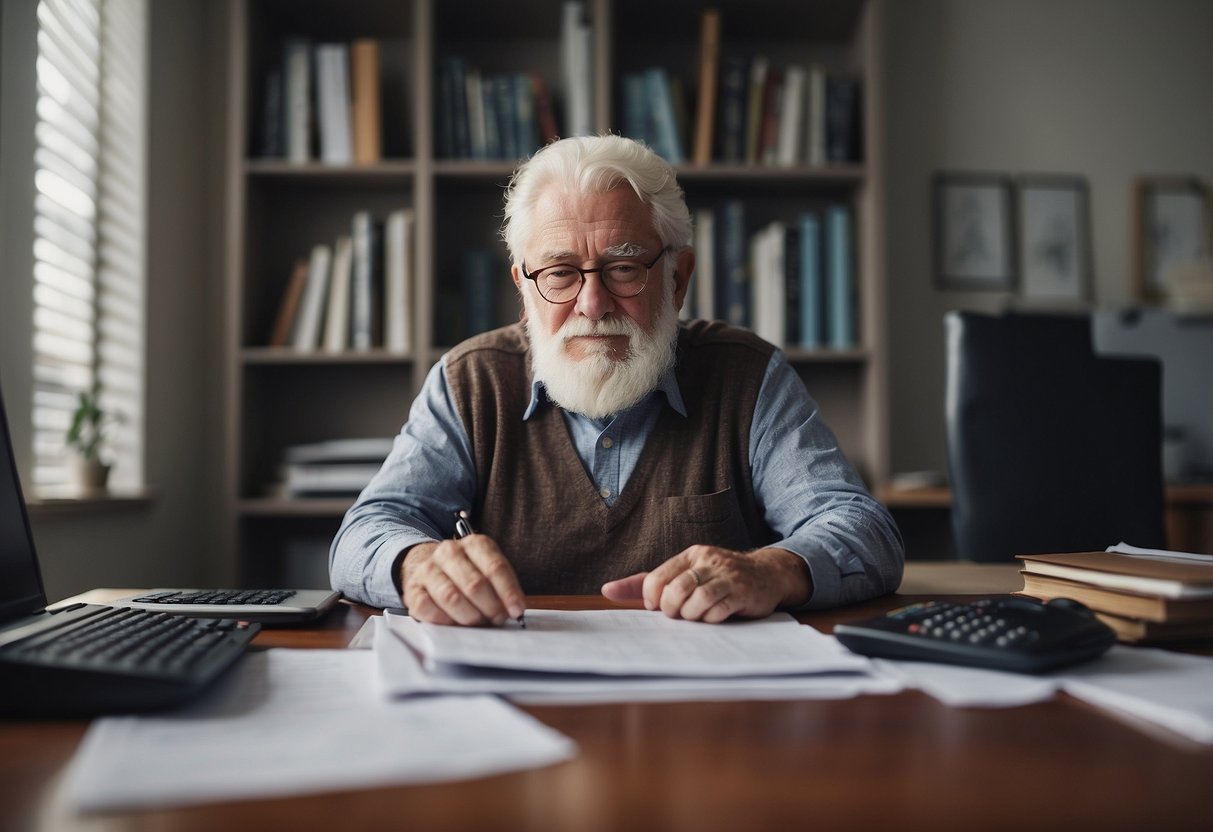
[31,0,146,490]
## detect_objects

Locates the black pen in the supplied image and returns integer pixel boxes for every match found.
[454,509,525,629]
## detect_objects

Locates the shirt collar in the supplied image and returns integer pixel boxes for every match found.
[523,365,687,421]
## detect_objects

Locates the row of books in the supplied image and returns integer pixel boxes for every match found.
[433,249,508,347]
[437,61,559,161]
[261,37,404,165]
[276,438,395,499]
[1016,549,1213,644]
[268,209,415,353]
[687,202,856,350]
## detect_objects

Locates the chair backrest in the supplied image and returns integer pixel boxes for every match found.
[944,310,1166,562]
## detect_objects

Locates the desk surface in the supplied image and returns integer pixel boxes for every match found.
[7,563,1212,832]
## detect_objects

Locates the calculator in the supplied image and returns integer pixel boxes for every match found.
[833,596,1116,674]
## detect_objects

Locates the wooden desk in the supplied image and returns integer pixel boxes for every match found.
[6,565,1212,832]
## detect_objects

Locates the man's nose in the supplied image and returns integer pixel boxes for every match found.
[574,272,615,320]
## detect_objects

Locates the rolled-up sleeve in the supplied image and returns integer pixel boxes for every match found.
[750,350,905,609]
[329,358,476,608]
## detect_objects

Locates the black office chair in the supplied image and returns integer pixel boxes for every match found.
[944,310,1167,561]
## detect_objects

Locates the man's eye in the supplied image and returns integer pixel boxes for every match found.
[605,263,641,280]
[544,268,578,280]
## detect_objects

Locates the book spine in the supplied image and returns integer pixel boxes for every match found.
[692,9,720,165]
[293,243,332,352]
[283,37,312,163]
[351,211,373,351]
[717,55,748,164]
[259,68,284,158]
[798,213,822,348]
[531,72,559,145]
[646,68,683,165]
[692,208,715,320]
[561,1,592,137]
[384,209,413,353]
[350,39,382,165]
[826,205,854,349]
[514,73,536,158]
[783,223,801,345]
[269,258,310,347]
[744,56,768,164]
[323,235,353,353]
[825,74,862,163]
[805,64,826,166]
[717,199,749,328]
[314,43,353,165]
[776,64,806,167]
[465,67,487,160]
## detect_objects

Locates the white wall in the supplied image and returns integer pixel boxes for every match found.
[883,0,1213,476]
[0,0,227,600]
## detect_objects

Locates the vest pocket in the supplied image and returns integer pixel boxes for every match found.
[664,488,751,553]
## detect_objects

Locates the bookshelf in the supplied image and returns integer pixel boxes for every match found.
[222,0,888,586]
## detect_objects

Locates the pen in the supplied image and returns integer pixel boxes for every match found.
[454,509,525,629]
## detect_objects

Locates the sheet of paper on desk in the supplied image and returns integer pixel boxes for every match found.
[375,616,903,705]
[64,649,576,812]
[401,608,873,676]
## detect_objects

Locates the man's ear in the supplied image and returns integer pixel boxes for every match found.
[672,248,695,312]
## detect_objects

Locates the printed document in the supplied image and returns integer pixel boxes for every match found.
[64,649,576,811]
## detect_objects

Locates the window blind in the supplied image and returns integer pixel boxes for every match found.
[31,0,146,490]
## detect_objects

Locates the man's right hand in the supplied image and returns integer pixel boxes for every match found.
[399,536,527,626]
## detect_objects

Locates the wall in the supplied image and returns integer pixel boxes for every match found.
[883,0,1213,477]
[0,0,228,600]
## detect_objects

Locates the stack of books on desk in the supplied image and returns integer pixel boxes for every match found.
[1016,550,1213,644]
[279,437,394,498]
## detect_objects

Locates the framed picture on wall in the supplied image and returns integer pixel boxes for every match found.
[1016,176,1091,303]
[933,172,1014,290]
[1133,177,1212,300]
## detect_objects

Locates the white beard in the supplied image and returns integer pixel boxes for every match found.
[524,278,680,420]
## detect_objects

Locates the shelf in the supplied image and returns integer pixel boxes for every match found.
[245,159,418,182]
[242,347,415,365]
[238,498,355,517]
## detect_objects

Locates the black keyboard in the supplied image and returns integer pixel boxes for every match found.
[0,605,259,717]
[131,589,297,605]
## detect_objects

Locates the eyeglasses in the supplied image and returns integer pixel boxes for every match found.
[521,248,669,304]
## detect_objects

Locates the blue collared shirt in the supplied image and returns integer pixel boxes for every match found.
[330,348,904,610]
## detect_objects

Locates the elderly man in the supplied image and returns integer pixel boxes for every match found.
[330,134,903,625]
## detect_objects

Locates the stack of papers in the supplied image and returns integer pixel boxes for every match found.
[375,608,904,704]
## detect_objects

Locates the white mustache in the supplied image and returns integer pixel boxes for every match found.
[557,317,639,342]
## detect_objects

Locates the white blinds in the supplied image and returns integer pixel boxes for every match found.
[31,0,146,490]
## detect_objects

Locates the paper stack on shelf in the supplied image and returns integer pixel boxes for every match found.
[280,438,394,498]
[1016,547,1213,644]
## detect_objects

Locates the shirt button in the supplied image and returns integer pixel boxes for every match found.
[601,437,614,449]
[599,487,611,499]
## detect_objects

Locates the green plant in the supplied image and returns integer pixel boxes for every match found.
[66,388,122,462]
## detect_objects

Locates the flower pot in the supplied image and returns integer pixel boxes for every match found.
[73,458,112,494]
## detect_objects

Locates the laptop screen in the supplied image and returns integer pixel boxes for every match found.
[0,383,49,619]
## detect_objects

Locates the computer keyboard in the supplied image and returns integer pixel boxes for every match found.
[130,589,297,606]
[0,605,259,717]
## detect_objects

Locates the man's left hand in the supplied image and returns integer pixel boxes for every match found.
[600,546,812,623]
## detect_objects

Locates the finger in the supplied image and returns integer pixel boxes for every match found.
[435,537,514,625]
[659,569,702,619]
[641,554,692,611]
[700,594,742,624]
[678,578,727,622]
[461,535,527,621]
[405,586,455,626]
[601,572,648,601]
[424,563,494,626]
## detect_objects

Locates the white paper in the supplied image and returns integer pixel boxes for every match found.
[377,616,901,705]
[1107,542,1213,562]
[871,657,1060,708]
[1060,645,1213,744]
[65,649,576,812]
[405,608,872,677]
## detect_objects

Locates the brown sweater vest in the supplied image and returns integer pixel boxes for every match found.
[445,319,777,594]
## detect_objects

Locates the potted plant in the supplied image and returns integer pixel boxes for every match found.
[66,387,123,493]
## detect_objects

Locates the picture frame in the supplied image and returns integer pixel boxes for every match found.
[933,173,1014,291]
[1133,177,1212,301]
[1016,176,1091,304]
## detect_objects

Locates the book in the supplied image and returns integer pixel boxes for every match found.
[384,208,414,353]
[691,208,714,320]
[1017,572,1213,623]
[514,73,537,157]
[560,2,592,138]
[292,244,333,352]
[751,221,786,346]
[646,68,683,164]
[776,64,806,167]
[284,437,395,464]
[283,37,312,163]
[797,213,823,348]
[825,74,862,163]
[323,235,353,353]
[757,64,781,166]
[314,42,353,165]
[283,462,383,497]
[783,223,801,344]
[691,9,720,165]
[716,55,748,163]
[743,56,768,164]
[350,39,382,165]
[1089,610,1213,644]
[804,64,826,166]
[465,67,487,159]
[531,73,559,146]
[716,199,749,328]
[351,211,383,351]
[1017,551,1213,599]
[259,67,284,158]
[268,258,309,347]
[825,205,854,349]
